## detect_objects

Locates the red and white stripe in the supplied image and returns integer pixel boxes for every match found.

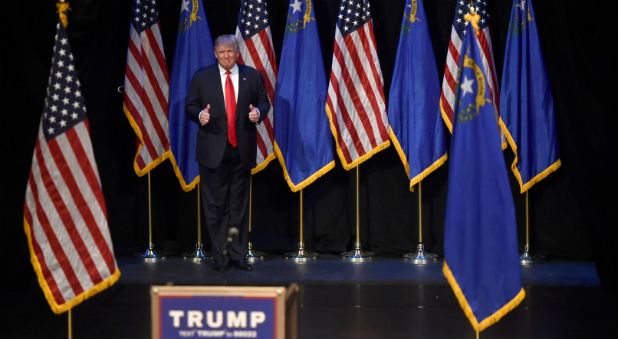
[326,22,390,169]
[235,27,277,173]
[24,121,118,313]
[123,21,170,175]
[441,26,500,132]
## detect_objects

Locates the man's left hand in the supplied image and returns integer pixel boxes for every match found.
[248,104,260,123]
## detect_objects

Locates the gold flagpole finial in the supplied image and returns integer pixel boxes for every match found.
[464,6,480,33]
[56,1,71,28]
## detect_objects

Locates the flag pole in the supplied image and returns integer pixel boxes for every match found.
[403,181,438,264]
[246,175,265,263]
[519,191,542,264]
[141,172,162,262]
[186,185,208,262]
[342,165,373,261]
[285,188,318,262]
[67,308,72,339]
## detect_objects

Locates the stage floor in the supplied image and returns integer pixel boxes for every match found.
[2,255,616,338]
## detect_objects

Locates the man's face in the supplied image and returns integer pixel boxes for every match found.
[214,43,239,70]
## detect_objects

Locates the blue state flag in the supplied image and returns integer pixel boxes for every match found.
[500,0,561,193]
[443,20,525,333]
[169,0,215,191]
[273,0,335,191]
[388,0,447,191]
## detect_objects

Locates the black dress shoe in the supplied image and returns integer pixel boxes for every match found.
[231,259,253,271]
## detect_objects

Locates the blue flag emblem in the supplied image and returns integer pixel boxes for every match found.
[273,0,335,191]
[443,20,525,333]
[388,0,447,191]
[168,0,216,191]
[499,0,561,193]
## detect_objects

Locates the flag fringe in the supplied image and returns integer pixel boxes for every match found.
[389,127,448,192]
[498,119,562,193]
[439,100,454,133]
[251,152,277,175]
[443,261,525,332]
[389,127,411,177]
[122,103,170,176]
[341,140,390,171]
[167,152,200,192]
[410,154,448,191]
[274,142,335,192]
[325,105,390,171]
[133,151,170,177]
[24,217,121,315]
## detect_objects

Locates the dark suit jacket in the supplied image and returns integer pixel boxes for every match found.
[185,63,270,169]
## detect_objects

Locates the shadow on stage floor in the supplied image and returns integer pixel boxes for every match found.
[2,255,616,338]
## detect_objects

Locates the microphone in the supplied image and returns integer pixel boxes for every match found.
[227,227,239,243]
[223,227,239,257]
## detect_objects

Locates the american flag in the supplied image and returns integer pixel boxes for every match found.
[326,0,390,170]
[236,0,277,174]
[440,0,500,132]
[23,20,119,314]
[123,0,170,176]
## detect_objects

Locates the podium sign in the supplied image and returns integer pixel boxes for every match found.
[151,286,297,339]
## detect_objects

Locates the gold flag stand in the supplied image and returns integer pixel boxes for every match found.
[285,189,318,263]
[246,176,266,263]
[403,181,438,264]
[141,172,163,262]
[342,166,373,262]
[520,191,543,264]
[67,308,72,339]
[185,185,209,262]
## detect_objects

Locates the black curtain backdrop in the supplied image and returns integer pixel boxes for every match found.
[2,0,616,291]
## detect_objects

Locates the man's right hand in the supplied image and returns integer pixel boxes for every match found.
[199,104,211,125]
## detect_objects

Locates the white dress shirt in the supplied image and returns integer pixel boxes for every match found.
[219,63,239,104]
[199,63,239,125]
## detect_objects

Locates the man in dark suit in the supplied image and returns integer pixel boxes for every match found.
[186,34,269,271]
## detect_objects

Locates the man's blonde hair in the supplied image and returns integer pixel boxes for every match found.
[214,34,239,52]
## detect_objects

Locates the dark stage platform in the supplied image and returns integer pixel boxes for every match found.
[2,256,616,338]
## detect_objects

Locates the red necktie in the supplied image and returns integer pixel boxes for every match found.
[225,70,237,146]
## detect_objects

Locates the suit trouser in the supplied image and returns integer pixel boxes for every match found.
[199,143,250,263]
